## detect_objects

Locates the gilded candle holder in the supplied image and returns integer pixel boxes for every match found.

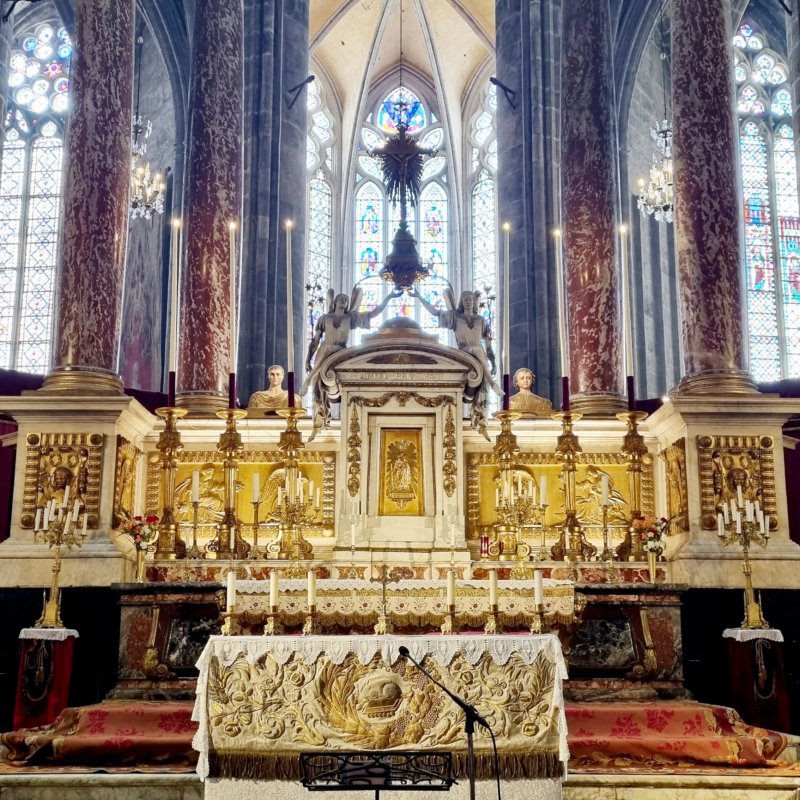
[264,605,284,636]
[484,603,501,634]
[154,406,188,559]
[303,605,320,636]
[440,603,458,634]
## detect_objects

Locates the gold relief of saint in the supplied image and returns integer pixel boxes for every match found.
[387,440,416,508]
[247,365,302,413]
[575,466,627,526]
[380,430,424,516]
[37,448,89,512]
[175,463,226,523]
[508,368,554,417]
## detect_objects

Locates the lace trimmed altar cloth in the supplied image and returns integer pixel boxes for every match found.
[193,634,568,789]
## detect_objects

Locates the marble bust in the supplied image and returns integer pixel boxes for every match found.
[509,367,553,416]
[247,365,301,412]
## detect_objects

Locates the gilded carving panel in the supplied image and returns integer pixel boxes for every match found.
[661,438,688,533]
[113,436,142,528]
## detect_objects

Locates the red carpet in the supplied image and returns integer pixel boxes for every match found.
[0,700,791,771]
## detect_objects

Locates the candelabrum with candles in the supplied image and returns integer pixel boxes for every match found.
[371,565,397,635]
[154,405,188,559]
[208,406,251,559]
[717,490,772,629]
[264,406,318,560]
[551,410,597,562]
[615,407,649,561]
[33,500,88,628]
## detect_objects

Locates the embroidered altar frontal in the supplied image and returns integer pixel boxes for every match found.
[193,635,568,782]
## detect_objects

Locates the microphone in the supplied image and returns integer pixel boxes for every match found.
[398,646,492,731]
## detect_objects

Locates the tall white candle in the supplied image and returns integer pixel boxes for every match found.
[229,524,235,553]
[72,498,80,521]
[62,482,70,509]
[226,568,236,611]
[350,523,356,548]
[502,222,511,375]
[307,569,316,606]
[534,569,544,606]
[286,220,294,370]
[717,513,725,537]
[540,474,548,506]
[191,470,200,504]
[553,229,569,378]
[447,569,456,606]
[763,515,770,536]
[489,569,498,606]
[252,472,260,504]
[601,474,609,507]
[81,513,88,536]
[620,224,633,376]
[269,570,279,608]
[722,502,729,525]
[229,221,237,374]
[168,219,181,373]
[34,508,42,531]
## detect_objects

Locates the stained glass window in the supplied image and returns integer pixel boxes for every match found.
[352,86,448,344]
[735,22,800,380]
[0,23,71,372]
[305,77,335,345]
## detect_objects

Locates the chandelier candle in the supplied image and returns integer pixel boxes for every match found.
[502,222,511,410]
[285,220,295,407]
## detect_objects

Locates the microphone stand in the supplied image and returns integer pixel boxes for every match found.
[399,646,489,800]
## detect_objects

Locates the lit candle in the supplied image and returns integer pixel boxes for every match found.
[620,224,634,378]
[502,221,511,376]
[269,570,279,608]
[540,474,547,506]
[286,220,294,371]
[307,568,316,607]
[601,474,609,507]
[447,568,456,606]
[489,569,498,607]
[553,228,569,378]
[191,470,200,504]
[168,219,181,375]
[534,569,544,607]
[226,568,236,612]
[229,221,238,374]
[252,472,260,504]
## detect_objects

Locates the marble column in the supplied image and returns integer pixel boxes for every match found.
[671,0,755,394]
[41,0,133,394]
[495,0,562,402]
[177,0,243,412]
[238,0,309,403]
[560,0,623,414]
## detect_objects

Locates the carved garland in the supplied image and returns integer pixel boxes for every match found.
[697,434,777,530]
[22,432,104,528]
[347,411,361,497]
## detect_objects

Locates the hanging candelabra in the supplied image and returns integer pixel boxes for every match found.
[264,406,318,560]
[717,490,772,629]
[210,407,250,559]
[33,498,88,628]
[154,405,188,559]
[615,409,649,561]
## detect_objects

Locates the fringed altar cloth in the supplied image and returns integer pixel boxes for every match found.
[192,634,568,783]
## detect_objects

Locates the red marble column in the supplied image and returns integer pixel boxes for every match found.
[42,0,133,394]
[560,0,624,414]
[177,0,243,411]
[672,0,756,393]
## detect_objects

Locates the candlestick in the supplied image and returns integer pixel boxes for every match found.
[226,568,236,612]
[286,220,294,371]
[252,471,260,504]
[446,568,455,606]
[229,221,237,375]
[502,222,511,377]
[619,224,634,381]
[534,568,543,606]
[307,568,316,607]
[489,569,498,606]
[169,219,181,375]
[269,570,279,608]
[553,228,569,378]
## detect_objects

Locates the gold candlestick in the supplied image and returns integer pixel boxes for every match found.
[484,602,501,634]
[529,603,545,635]
[250,499,262,560]
[210,408,249,559]
[616,410,649,561]
[186,499,202,559]
[551,411,596,561]
[154,406,188,559]
[440,603,458,634]
[264,604,284,636]
[302,604,319,635]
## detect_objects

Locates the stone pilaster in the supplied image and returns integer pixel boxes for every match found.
[495,0,562,402]
[177,0,243,412]
[0,16,10,161]
[560,0,623,415]
[671,0,756,394]
[238,0,309,403]
[41,0,133,394]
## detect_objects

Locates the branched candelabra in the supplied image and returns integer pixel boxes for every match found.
[154,405,188,559]
[34,500,88,628]
[717,491,771,629]
[265,407,318,560]
[616,410,649,561]
[551,411,596,561]
[211,408,250,559]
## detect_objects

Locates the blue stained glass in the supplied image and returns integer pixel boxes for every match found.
[360,203,380,235]
[22,38,37,52]
[376,86,426,134]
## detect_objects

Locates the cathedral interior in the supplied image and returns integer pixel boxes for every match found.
[1,0,800,797]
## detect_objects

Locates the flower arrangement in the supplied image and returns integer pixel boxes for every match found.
[633,515,670,554]
[119,514,160,549]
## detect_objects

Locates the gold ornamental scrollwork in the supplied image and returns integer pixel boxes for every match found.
[661,438,688,534]
[697,434,777,530]
[350,391,455,410]
[442,404,456,497]
[347,410,361,497]
[22,432,104,528]
[113,436,142,529]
